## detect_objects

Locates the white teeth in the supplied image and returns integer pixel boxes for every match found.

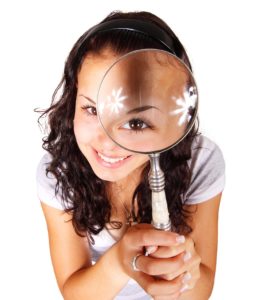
[98,152,128,164]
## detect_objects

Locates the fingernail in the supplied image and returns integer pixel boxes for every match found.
[145,246,157,256]
[182,272,192,283]
[183,251,192,262]
[180,284,189,293]
[176,235,185,244]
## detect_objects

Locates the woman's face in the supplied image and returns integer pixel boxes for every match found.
[74,49,149,183]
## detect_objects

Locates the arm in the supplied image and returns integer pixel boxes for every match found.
[179,193,222,300]
[41,201,189,299]
[40,202,130,300]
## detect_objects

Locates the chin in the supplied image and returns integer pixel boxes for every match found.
[92,168,129,182]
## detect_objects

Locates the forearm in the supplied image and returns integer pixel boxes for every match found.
[63,244,130,300]
[179,264,215,300]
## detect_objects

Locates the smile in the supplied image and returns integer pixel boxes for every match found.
[97,152,128,163]
[92,148,132,168]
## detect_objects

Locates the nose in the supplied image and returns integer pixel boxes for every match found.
[96,123,118,151]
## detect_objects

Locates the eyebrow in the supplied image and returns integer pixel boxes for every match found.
[79,94,96,104]
[79,94,160,114]
[127,106,160,114]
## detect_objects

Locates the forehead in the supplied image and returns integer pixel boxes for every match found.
[77,49,191,107]
[77,50,119,94]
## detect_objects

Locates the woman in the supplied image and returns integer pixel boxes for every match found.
[36,11,225,299]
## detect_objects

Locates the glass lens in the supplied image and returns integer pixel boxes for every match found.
[97,49,198,153]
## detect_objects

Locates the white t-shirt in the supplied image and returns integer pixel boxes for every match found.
[36,135,225,300]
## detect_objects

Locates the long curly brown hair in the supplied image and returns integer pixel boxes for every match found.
[37,11,199,240]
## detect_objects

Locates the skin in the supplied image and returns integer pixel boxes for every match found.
[40,49,222,299]
[74,50,150,183]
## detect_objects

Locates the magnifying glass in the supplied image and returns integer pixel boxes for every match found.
[97,49,198,230]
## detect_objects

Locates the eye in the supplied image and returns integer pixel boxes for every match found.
[81,105,97,116]
[122,118,150,132]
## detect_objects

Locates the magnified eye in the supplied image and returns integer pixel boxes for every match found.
[122,118,150,132]
[82,105,97,116]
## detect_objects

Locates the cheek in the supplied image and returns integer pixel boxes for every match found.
[134,155,150,167]
[73,117,96,145]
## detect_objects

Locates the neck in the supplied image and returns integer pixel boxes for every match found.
[106,163,146,203]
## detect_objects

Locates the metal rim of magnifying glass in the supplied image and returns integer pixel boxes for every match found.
[96,48,199,155]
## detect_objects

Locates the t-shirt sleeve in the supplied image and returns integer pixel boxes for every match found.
[36,153,65,210]
[184,135,225,205]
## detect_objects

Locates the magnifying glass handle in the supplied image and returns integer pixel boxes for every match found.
[151,190,171,230]
[149,154,171,231]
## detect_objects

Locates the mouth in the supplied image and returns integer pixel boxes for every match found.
[97,152,129,163]
[92,148,132,168]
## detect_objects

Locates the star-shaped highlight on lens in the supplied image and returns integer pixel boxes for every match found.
[170,86,197,126]
[106,87,128,114]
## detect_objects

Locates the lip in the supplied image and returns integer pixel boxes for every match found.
[92,148,132,169]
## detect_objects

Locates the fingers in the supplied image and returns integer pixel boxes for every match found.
[156,251,201,295]
[122,227,202,299]
[135,252,188,277]
[135,235,201,293]
[132,254,200,299]
[117,224,186,277]
[147,243,186,258]
[156,249,201,282]
[145,234,195,259]
[137,259,200,298]
[181,258,201,291]
[124,224,186,249]
[118,224,201,298]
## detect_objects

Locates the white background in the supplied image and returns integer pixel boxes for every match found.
[0,0,254,299]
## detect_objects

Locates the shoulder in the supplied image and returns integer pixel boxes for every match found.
[36,152,66,210]
[191,134,223,156]
[184,135,225,204]
[190,134,225,170]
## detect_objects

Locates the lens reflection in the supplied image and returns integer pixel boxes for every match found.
[97,49,198,153]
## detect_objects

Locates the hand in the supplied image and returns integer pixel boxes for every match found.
[146,235,201,298]
[116,223,200,299]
